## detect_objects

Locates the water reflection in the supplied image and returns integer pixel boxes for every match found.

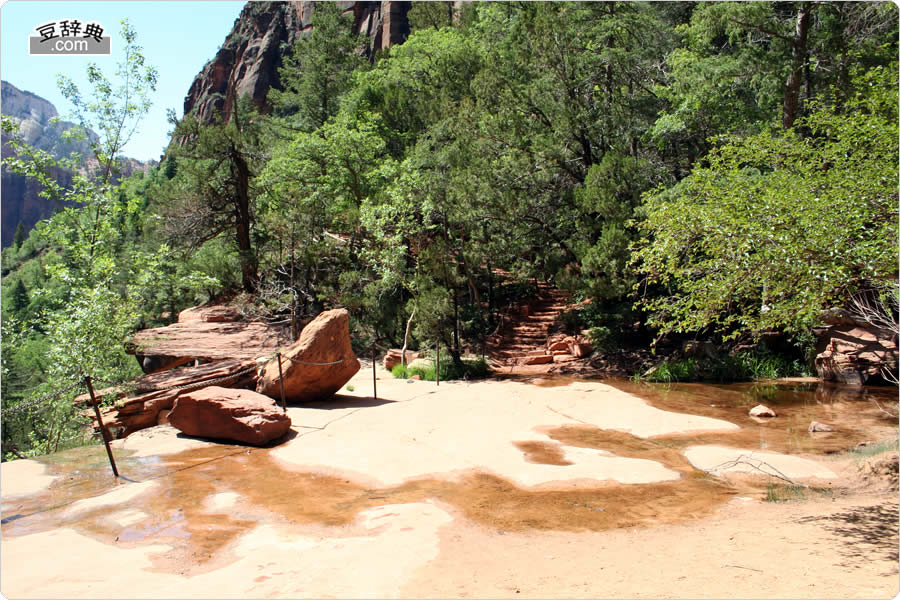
[606,378,898,455]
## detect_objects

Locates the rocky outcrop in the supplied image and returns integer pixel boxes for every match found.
[383,348,419,371]
[76,358,259,438]
[177,304,242,323]
[127,319,291,373]
[168,386,291,445]
[256,308,360,402]
[182,1,410,124]
[815,324,898,385]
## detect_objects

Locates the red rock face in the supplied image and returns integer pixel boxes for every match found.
[815,324,898,385]
[168,386,292,446]
[127,320,291,373]
[256,308,360,402]
[181,1,410,125]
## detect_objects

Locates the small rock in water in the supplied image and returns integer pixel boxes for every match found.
[808,421,834,433]
[749,404,777,418]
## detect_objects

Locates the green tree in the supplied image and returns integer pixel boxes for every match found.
[165,97,264,293]
[12,221,26,249]
[269,2,367,132]
[634,66,899,340]
[162,155,177,179]
[0,20,162,458]
[651,2,898,156]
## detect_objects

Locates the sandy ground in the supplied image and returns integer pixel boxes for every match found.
[1,369,897,599]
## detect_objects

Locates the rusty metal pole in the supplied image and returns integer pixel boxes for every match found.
[84,375,119,478]
[372,344,377,400]
[277,352,286,413]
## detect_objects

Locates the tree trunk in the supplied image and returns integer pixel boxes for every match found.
[233,149,257,292]
[782,4,812,129]
[401,306,417,367]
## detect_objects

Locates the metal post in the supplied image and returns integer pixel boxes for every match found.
[277,352,286,412]
[372,344,377,400]
[84,376,119,478]
[436,342,440,386]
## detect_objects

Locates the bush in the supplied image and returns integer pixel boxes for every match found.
[643,349,805,383]
[391,357,490,381]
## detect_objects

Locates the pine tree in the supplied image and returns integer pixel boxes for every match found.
[12,222,26,249]
[7,279,29,316]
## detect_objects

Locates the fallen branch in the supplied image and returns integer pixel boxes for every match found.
[707,454,809,488]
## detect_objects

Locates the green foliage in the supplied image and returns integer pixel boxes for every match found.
[847,439,899,460]
[408,2,455,32]
[635,71,899,340]
[0,22,180,459]
[165,96,264,292]
[643,349,806,383]
[391,357,489,381]
[162,155,177,179]
[12,222,27,248]
[6,3,899,457]
[56,19,159,183]
[269,2,367,132]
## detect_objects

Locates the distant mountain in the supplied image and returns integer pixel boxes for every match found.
[0,81,151,248]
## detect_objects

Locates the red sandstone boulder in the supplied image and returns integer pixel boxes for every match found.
[383,349,420,371]
[168,387,291,446]
[256,309,360,402]
[815,324,898,385]
[127,320,290,374]
[521,354,553,366]
[75,358,259,438]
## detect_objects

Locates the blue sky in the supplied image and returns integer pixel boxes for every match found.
[1,0,247,161]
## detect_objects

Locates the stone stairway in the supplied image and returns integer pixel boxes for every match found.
[489,281,574,368]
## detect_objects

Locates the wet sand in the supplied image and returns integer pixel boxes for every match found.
[1,370,896,598]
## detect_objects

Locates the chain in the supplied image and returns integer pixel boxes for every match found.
[3,379,85,415]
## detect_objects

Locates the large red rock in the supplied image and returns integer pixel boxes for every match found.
[383,348,420,371]
[127,320,291,373]
[256,309,360,402]
[75,359,260,438]
[168,387,291,446]
[815,324,898,385]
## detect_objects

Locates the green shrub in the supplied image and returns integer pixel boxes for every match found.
[644,358,697,383]
[391,357,490,382]
[642,349,805,383]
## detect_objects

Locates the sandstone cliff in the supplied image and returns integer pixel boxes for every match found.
[1,81,85,247]
[182,1,410,123]
[1,81,150,247]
